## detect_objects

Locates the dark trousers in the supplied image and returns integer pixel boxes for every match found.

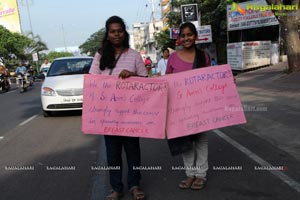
[104,135,141,192]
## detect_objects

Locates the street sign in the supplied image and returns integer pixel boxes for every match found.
[169,28,179,39]
[181,4,199,26]
[196,25,212,44]
[170,25,212,45]
[32,52,38,61]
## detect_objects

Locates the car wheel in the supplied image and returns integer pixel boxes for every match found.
[43,110,52,117]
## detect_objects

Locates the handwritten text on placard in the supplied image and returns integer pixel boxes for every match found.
[82,75,168,139]
[164,64,246,139]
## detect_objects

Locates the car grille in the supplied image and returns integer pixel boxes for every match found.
[56,88,83,96]
[47,103,82,109]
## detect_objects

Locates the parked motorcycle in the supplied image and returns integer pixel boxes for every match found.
[0,74,10,92]
[16,73,31,93]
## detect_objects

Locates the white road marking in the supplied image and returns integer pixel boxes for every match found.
[214,129,300,193]
[0,136,4,140]
[6,90,16,94]
[19,115,38,126]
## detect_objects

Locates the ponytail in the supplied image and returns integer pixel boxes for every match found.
[192,46,208,69]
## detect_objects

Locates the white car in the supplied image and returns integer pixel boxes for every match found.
[41,56,93,117]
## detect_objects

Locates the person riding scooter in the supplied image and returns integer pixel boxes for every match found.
[0,63,10,92]
[26,63,35,86]
[16,62,27,75]
[15,62,30,93]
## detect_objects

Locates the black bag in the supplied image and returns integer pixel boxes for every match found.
[167,135,193,156]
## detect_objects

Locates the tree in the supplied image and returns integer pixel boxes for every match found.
[79,28,105,56]
[159,0,300,70]
[266,0,300,73]
[158,0,228,62]
[0,25,13,64]
[22,32,48,64]
[25,32,48,53]
[156,28,176,50]
[0,25,31,64]
[197,0,228,63]
[165,9,181,28]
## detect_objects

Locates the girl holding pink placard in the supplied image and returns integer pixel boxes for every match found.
[166,22,211,191]
[89,16,148,200]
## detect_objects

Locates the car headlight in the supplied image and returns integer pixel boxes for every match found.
[42,87,56,96]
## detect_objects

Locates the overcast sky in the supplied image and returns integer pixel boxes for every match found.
[18,0,161,50]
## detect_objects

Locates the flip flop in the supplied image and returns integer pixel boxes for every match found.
[130,186,145,200]
[178,176,195,189]
[190,177,206,190]
[106,191,124,200]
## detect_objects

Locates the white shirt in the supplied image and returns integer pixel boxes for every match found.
[157,58,168,76]
[40,62,51,71]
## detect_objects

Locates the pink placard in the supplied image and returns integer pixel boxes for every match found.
[81,74,168,139]
[164,64,247,139]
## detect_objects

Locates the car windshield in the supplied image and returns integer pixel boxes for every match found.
[47,58,92,77]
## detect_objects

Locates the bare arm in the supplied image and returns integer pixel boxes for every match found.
[118,69,137,79]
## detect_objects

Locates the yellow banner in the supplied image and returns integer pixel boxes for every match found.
[0,0,21,33]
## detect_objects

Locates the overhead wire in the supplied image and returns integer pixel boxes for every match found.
[135,0,157,24]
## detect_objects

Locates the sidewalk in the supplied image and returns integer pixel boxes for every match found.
[235,62,300,161]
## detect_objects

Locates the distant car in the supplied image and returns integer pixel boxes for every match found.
[41,56,93,117]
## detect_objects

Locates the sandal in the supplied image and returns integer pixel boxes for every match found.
[178,176,195,189]
[106,191,124,200]
[130,186,145,200]
[190,177,206,190]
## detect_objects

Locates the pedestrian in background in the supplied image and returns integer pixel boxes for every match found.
[166,22,211,191]
[0,63,10,87]
[155,47,169,76]
[0,63,8,76]
[89,15,147,200]
[40,58,51,73]
[144,56,152,76]
[211,57,218,66]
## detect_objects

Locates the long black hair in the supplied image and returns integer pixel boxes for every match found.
[179,22,207,68]
[98,16,130,70]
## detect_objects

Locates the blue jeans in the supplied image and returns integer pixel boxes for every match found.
[104,135,141,192]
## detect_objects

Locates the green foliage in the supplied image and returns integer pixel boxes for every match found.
[0,26,12,63]
[46,51,74,62]
[11,32,32,60]
[25,32,48,53]
[156,0,229,63]
[165,11,182,28]
[0,26,48,66]
[0,25,31,64]
[159,0,229,41]
[79,28,105,56]
[156,29,175,50]
[166,0,228,28]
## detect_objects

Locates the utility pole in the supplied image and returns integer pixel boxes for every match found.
[61,24,67,52]
[24,0,34,35]
[151,0,157,61]
[21,0,37,69]
[151,0,155,22]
